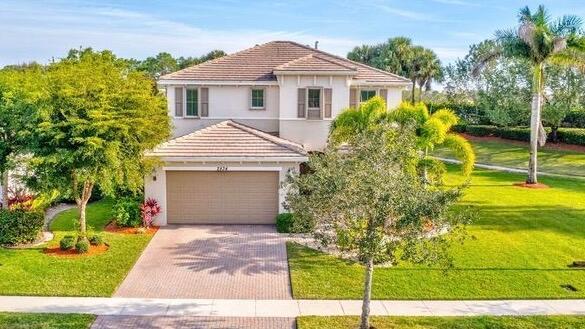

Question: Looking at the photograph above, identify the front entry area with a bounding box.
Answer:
[166,171,279,225]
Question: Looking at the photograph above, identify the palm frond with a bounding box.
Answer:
[518,21,537,50]
[518,6,532,24]
[551,15,583,35]
[430,109,458,129]
[417,157,447,185]
[471,47,502,77]
[386,102,428,126]
[552,37,568,54]
[549,47,585,72]
[442,134,475,177]
[420,117,448,147]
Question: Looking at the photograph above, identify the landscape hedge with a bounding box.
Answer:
[0,209,44,246]
[457,125,585,146]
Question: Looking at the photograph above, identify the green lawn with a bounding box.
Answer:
[433,138,585,177]
[0,199,153,296]
[297,316,585,329]
[288,167,585,299]
[0,313,95,329]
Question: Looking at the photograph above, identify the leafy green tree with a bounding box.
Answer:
[136,52,178,79]
[0,65,45,207]
[348,37,441,104]
[27,49,170,236]
[542,65,585,141]
[177,50,226,69]
[285,126,471,329]
[473,5,585,184]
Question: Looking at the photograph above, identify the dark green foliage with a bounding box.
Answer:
[427,102,489,125]
[557,128,585,145]
[464,125,498,137]
[0,209,43,246]
[564,110,585,128]
[59,235,75,250]
[113,197,141,227]
[276,213,312,233]
[89,234,103,246]
[459,125,585,145]
[75,238,89,254]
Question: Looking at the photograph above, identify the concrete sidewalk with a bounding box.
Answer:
[436,157,585,179]
[0,296,584,317]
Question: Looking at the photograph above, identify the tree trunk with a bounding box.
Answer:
[550,126,558,143]
[1,171,8,209]
[527,65,543,185]
[76,180,94,237]
[359,257,374,329]
[411,80,416,105]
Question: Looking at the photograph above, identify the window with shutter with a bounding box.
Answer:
[297,88,306,118]
[324,88,332,118]
[307,88,321,120]
[200,87,209,117]
[186,88,199,117]
[349,88,357,108]
[174,87,184,117]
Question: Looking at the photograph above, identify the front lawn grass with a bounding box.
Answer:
[288,167,585,299]
[297,316,585,329]
[433,138,585,177]
[0,199,153,296]
[0,313,95,329]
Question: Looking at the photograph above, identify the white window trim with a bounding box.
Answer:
[250,87,266,110]
[184,87,201,118]
[306,87,322,120]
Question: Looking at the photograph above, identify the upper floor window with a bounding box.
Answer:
[307,88,321,120]
[186,88,199,117]
[251,88,265,110]
[360,90,376,102]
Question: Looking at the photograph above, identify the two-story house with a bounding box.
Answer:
[145,41,410,226]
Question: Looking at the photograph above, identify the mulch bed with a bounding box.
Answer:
[104,221,159,235]
[461,133,585,153]
[44,243,109,257]
[513,182,550,189]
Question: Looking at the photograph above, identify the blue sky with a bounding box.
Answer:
[1,0,584,66]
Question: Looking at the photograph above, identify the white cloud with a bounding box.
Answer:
[0,2,361,65]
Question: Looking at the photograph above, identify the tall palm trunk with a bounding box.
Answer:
[527,64,543,184]
[359,257,374,329]
[411,79,416,104]
[1,171,8,209]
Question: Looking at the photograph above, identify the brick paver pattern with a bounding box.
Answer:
[114,225,292,299]
[91,316,296,329]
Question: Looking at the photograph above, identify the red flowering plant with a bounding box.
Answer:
[140,198,161,228]
[8,191,35,211]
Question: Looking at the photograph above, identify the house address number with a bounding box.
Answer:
[217,165,228,172]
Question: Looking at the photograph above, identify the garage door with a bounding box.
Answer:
[166,171,279,224]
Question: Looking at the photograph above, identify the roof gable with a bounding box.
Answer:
[160,41,409,84]
[147,120,307,160]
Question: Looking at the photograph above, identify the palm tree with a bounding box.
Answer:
[408,47,442,104]
[473,5,585,184]
[329,96,388,145]
[331,98,475,183]
[387,102,475,182]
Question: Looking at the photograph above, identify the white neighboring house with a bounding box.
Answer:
[146,41,410,225]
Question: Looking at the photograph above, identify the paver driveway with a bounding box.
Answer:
[114,225,292,299]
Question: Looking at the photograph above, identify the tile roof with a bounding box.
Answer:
[160,41,410,84]
[274,54,357,72]
[147,120,307,160]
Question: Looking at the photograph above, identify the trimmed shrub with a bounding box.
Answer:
[89,234,103,246]
[60,235,75,250]
[75,238,90,254]
[564,110,585,128]
[497,127,531,142]
[276,213,312,233]
[557,128,585,146]
[113,197,142,227]
[464,125,498,137]
[0,209,44,246]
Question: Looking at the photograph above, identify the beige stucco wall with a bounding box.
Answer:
[145,161,300,226]
[166,85,280,137]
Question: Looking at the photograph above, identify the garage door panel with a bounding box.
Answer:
[166,171,279,224]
